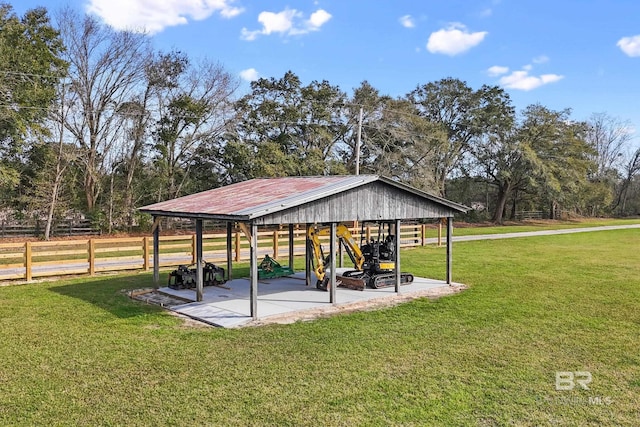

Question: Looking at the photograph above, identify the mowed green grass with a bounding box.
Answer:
[0,229,638,426]
[449,217,640,236]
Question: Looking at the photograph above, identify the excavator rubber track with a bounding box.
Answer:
[369,273,414,289]
[341,270,414,289]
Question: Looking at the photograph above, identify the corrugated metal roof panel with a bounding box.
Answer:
[139,175,380,220]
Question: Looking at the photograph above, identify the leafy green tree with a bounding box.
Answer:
[465,87,519,222]
[224,71,348,180]
[339,81,387,173]
[407,78,504,196]
[0,4,66,202]
[518,105,596,219]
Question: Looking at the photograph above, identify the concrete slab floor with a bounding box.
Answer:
[155,270,466,328]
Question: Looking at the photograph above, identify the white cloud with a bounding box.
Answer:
[426,23,487,56]
[498,69,564,91]
[308,9,331,29]
[479,8,492,17]
[260,9,298,34]
[532,55,549,64]
[399,15,415,28]
[617,35,640,57]
[241,8,331,40]
[86,0,244,35]
[239,68,259,81]
[487,65,509,76]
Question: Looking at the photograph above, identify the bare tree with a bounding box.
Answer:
[151,54,239,201]
[42,80,77,239]
[56,9,150,212]
[614,147,640,214]
[362,98,445,192]
[586,112,632,176]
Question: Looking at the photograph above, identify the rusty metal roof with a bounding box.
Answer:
[139,175,468,222]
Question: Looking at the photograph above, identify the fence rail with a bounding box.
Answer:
[0,219,100,238]
[0,223,446,282]
[514,211,544,220]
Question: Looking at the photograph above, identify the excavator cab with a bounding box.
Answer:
[360,222,397,274]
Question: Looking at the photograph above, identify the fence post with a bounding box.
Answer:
[25,241,32,281]
[273,230,279,258]
[234,231,240,262]
[366,226,371,242]
[421,224,426,246]
[437,220,442,247]
[88,239,95,276]
[143,237,150,271]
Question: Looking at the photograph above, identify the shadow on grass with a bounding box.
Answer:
[49,272,166,319]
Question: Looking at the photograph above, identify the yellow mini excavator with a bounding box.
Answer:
[307,223,414,291]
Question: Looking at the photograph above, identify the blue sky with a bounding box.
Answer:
[13,0,640,147]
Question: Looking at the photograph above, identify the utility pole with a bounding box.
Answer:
[355,107,363,175]
[353,107,363,232]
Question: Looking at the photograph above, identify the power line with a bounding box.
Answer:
[0,70,65,78]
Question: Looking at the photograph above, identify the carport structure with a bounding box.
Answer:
[139,175,468,320]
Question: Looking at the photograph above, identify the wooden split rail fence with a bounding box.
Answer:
[0,223,446,282]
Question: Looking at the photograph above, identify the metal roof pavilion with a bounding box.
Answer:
[138,175,468,320]
[140,175,468,224]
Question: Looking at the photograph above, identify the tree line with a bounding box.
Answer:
[2,5,639,239]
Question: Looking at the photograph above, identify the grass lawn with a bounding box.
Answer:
[449,217,640,236]
[0,229,638,426]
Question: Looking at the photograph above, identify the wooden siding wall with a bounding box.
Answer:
[254,182,456,225]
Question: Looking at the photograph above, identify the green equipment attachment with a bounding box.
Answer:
[257,255,295,279]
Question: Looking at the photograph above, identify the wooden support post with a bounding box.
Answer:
[191,234,197,265]
[273,230,279,258]
[250,223,258,319]
[88,239,95,276]
[195,219,203,302]
[366,226,371,243]
[24,241,32,281]
[446,217,453,285]
[153,217,160,287]
[234,231,240,262]
[329,222,337,304]
[143,237,150,271]
[288,223,295,270]
[421,224,426,246]
[395,219,401,293]
[305,223,311,287]
[437,219,443,247]
[226,222,233,281]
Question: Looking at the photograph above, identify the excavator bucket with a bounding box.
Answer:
[336,275,366,290]
[315,274,366,291]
